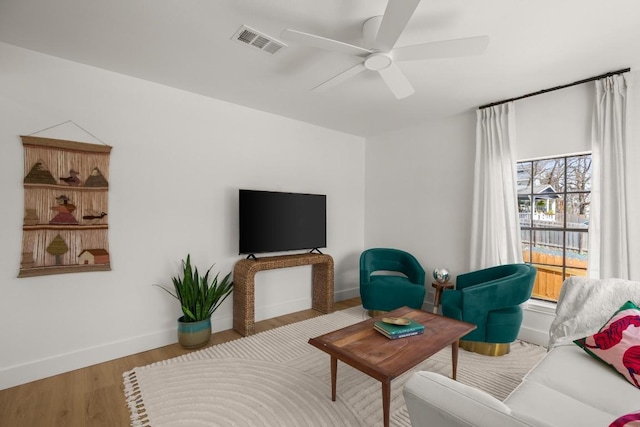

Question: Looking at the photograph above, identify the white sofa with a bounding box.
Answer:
[403,277,640,427]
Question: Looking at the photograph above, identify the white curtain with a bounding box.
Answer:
[589,74,631,279]
[470,102,523,270]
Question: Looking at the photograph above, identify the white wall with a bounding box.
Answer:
[0,42,365,389]
[516,80,593,159]
[365,113,476,279]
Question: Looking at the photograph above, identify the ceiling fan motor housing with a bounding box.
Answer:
[362,15,384,49]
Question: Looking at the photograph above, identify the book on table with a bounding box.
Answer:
[373,319,425,340]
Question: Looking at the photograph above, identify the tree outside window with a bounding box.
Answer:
[518,154,591,302]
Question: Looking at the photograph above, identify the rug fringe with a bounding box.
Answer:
[123,369,151,427]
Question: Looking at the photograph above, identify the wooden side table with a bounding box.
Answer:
[432,282,454,314]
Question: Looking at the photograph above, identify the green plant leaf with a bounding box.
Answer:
[154,254,234,323]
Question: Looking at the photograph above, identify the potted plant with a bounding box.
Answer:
[155,254,233,349]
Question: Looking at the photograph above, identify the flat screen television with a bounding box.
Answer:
[239,189,326,255]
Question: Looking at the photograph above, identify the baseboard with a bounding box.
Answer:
[1,330,171,390]
[520,303,554,348]
[255,286,360,320]
[255,298,314,321]
[518,325,549,348]
[1,288,363,390]
[334,286,360,302]
[0,313,233,391]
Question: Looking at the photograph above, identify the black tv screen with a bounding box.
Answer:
[239,189,327,255]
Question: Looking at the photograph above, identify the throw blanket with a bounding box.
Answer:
[548,277,640,348]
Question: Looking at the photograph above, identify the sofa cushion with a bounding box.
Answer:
[505,345,638,422]
[403,371,539,427]
[506,380,617,427]
[574,300,640,389]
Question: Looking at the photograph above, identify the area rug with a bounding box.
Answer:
[123,307,546,427]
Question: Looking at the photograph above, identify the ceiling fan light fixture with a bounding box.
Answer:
[364,53,393,71]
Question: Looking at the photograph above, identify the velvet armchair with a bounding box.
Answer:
[441,263,537,356]
[359,248,426,314]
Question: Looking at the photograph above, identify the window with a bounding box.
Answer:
[518,154,591,302]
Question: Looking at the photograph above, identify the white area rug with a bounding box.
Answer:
[123,307,545,427]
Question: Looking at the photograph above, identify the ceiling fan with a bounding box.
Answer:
[280,0,489,99]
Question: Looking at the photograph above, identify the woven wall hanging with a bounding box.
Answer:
[19,135,112,277]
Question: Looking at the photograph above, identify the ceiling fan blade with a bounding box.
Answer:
[311,62,367,93]
[375,0,422,51]
[393,35,489,61]
[378,62,415,99]
[281,29,371,57]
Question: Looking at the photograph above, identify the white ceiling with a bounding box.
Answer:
[1,0,639,137]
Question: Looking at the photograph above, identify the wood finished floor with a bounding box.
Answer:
[0,297,362,427]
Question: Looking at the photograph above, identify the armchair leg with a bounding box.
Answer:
[459,340,510,357]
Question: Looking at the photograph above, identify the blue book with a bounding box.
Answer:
[374,319,425,339]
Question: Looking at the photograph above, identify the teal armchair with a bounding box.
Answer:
[360,248,426,313]
[441,263,536,356]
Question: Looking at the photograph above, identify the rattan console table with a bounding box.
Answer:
[233,253,335,336]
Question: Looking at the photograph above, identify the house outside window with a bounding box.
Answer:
[518,154,591,302]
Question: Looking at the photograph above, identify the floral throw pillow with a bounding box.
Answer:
[609,410,640,427]
[574,300,640,389]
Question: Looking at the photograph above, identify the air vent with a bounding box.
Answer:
[232,25,286,55]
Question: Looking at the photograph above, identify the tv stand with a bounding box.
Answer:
[309,248,323,254]
[233,252,334,336]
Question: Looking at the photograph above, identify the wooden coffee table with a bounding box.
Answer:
[308,306,476,427]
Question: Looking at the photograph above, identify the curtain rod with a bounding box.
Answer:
[478,67,631,110]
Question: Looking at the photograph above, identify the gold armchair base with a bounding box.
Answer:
[367,310,387,317]
[460,340,510,357]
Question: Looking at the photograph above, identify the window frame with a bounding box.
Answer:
[518,152,591,302]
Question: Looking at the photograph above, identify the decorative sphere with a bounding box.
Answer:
[433,268,451,284]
